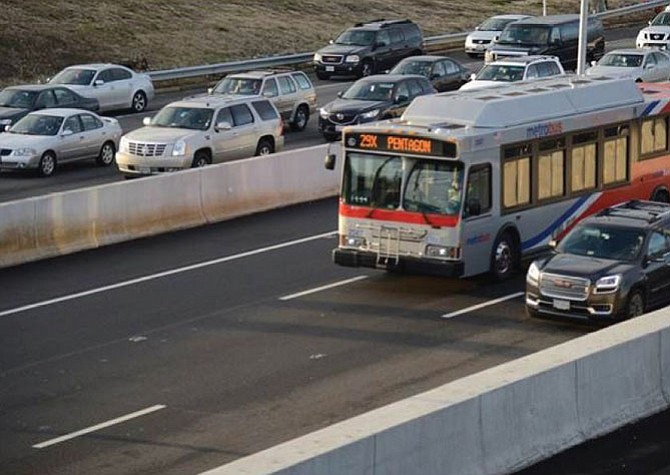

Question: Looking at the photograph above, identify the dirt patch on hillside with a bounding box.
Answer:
[0,0,644,85]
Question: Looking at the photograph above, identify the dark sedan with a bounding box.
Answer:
[388,55,471,92]
[0,85,99,127]
[318,74,435,141]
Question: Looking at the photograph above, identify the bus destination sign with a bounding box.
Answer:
[345,132,456,157]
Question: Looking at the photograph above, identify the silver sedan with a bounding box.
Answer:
[586,48,670,82]
[0,109,122,177]
[49,63,155,113]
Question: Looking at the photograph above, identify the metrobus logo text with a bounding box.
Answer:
[526,121,563,139]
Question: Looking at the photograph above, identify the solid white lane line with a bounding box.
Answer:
[32,404,166,449]
[441,292,524,319]
[0,231,337,318]
[279,275,369,301]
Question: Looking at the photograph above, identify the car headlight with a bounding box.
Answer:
[319,108,330,119]
[594,274,621,294]
[119,136,129,153]
[526,261,541,286]
[425,245,460,259]
[314,53,322,62]
[14,147,37,157]
[0,119,12,126]
[345,55,360,63]
[172,139,187,156]
[359,109,380,120]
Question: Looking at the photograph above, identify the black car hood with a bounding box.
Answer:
[539,253,636,280]
[0,106,27,119]
[318,44,369,56]
[489,43,543,52]
[324,98,391,114]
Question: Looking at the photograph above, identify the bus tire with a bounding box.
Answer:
[651,187,670,203]
[491,231,517,281]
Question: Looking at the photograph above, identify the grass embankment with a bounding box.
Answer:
[0,0,637,85]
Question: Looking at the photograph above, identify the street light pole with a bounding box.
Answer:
[543,0,547,16]
[577,0,589,75]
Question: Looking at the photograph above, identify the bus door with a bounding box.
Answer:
[460,163,495,277]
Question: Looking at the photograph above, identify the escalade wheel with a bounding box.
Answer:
[191,151,210,168]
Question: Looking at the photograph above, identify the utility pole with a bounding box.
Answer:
[577,0,589,75]
[543,0,547,16]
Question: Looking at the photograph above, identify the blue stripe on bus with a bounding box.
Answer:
[641,100,659,117]
[521,195,591,251]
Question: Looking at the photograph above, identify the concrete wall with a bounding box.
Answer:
[0,144,341,269]
[200,308,670,475]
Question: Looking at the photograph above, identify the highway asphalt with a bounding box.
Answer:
[0,198,595,474]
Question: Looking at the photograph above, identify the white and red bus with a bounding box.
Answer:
[326,75,670,279]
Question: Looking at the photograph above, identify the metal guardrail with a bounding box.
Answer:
[148,0,670,82]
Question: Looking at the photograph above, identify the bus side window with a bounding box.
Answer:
[465,164,492,217]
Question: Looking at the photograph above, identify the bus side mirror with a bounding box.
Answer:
[466,198,481,217]
[324,153,336,170]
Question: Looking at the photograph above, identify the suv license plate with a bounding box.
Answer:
[553,299,570,311]
[325,66,334,72]
[138,167,151,174]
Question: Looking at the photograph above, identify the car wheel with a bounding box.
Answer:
[360,60,374,78]
[624,291,645,319]
[491,231,517,281]
[131,91,148,113]
[316,71,331,80]
[191,151,210,168]
[96,141,116,166]
[255,138,274,156]
[291,105,309,131]
[38,151,57,177]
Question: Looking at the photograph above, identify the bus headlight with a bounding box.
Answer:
[425,245,460,259]
[594,274,621,294]
[526,262,541,286]
[341,234,366,248]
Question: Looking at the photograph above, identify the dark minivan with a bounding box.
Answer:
[485,14,605,71]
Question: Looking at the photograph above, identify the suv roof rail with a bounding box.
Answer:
[597,200,670,223]
[355,18,385,26]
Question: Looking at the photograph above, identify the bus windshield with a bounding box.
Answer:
[343,153,463,215]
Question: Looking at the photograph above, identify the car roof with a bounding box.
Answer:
[582,201,670,229]
[488,14,534,20]
[399,55,449,62]
[488,55,560,66]
[359,74,427,82]
[513,14,580,25]
[226,69,304,79]
[5,84,71,91]
[351,19,415,30]
[604,48,649,56]
[169,95,268,108]
[27,108,96,117]
[62,63,130,71]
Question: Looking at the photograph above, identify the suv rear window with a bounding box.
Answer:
[251,100,279,121]
[291,72,313,90]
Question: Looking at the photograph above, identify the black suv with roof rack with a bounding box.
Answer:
[313,19,424,80]
[526,200,670,323]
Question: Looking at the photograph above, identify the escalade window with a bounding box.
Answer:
[230,104,254,126]
[251,100,279,120]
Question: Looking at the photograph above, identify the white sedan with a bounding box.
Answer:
[585,48,670,82]
[49,63,155,113]
[0,109,122,176]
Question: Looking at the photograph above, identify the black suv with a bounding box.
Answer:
[485,14,605,71]
[318,74,435,141]
[526,201,670,323]
[313,19,424,80]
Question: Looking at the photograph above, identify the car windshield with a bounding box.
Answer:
[342,81,395,101]
[478,17,517,31]
[212,77,262,95]
[151,106,213,130]
[0,89,38,108]
[50,68,96,86]
[557,224,646,261]
[8,114,63,136]
[475,64,525,81]
[335,29,376,46]
[598,53,643,68]
[650,12,670,26]
[390,60,433,77]
[498,24,550,45]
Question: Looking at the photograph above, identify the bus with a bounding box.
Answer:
[325,75,670,279]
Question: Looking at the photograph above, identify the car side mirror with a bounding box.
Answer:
[466,198,481,217]
[645,63,655,70]
[337,91,343,98]
[207,87,213,95]
[470,72,477,81]
[215,121,232,132]
[395,94,409,104]
[61,129,74,137]
[550,38,561,46]
[324,153,337,170]
[649,20,652,25]
[329,39,334,44]
[4,125,11,132]
[142,116,152,126]
[548,239,557,249]
[94,79,105,86]
[430,73,439,80]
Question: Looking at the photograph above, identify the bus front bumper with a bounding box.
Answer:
[333,248,464,278]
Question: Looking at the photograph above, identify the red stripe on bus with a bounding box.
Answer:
[339,203,460,227]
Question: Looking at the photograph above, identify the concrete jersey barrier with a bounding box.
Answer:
[200,307,670,475]
[0,144,341,269]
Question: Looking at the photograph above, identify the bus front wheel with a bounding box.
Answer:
[491,232,517,281]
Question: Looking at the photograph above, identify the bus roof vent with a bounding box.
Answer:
[503,91,527,96]
[431,122,465,130]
